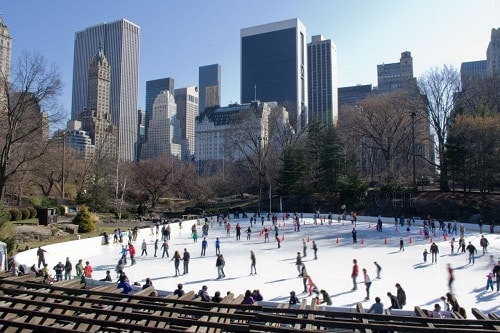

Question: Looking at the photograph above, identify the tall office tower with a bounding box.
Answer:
[198,64,221,114]
[174,86,198,161]
[71,19,140,162]
[136,108,146,160]
[307,35,338,126]
[141,90,181,160]
[486,28,500,75]
[78,45,117,158]
[145,77,175,139]
[460,60,487,90]
[241,18,308,131]
[0,15,12,82]
[377,51,415,92]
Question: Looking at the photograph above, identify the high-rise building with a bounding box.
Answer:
[377,51,415,92]
[137,108,146,159]
[241,18,308,131]
[141,90,181,160]
[145,77,175,139]
[460,60,487,89]
[0,15,12,82]
[486,28,500,75]
[198,64,221,114]
[71,19,140,162]
[78,44,117,158]
[307,35,338,126]
[174,86,198,161]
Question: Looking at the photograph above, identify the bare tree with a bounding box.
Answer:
[418,65,461,190]
[0,51,64,200]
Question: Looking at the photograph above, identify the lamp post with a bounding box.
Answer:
[411,112,416,187]
[258,136,262,215]
[61,131,66,201]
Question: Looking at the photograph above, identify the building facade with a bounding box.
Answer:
[145,77,175,140]
[377,51,415,92]
[174,86,198,161]
[71,19,140,162]
[198,64,221,114]
[241,18,308,132]
[0,15,12,82]
[141,90,181,160]
[486,28,500,75]
[78,45,117,159]
[307,35,338,126]
[460,60,487,89]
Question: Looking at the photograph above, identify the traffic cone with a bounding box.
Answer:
[336,237,339,244]
[282,234,285,241]
[368,224,371,229]
[361,238,364,245]
[307,236,310,242]
[384,238,387,244]
[409,237,412,244]
[443,234,447,241]
[430,237,433,243]
[303,220,306,225]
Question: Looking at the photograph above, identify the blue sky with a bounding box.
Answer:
[2,0,498,121]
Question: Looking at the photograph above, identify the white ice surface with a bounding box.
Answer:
[14,215,500,317]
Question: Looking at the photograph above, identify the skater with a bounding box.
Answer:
[373,261,382,279]
[300,263,308,293]
[430,242,439,264]
[75,259,84,279]
[486,272,494,291]
[153,239,159,257]
[53,261,64,282]
[246,226,251,240]
[171,250,181,276]
[128,243,136,265]
[182,248,190,274]
[466,241,477,264]
[215,254,225,279]
[37,247,48,269]
[450,237,455,254]
[479,235,489,254]
[312,241,318,260]
[83,261,93,278]
[302,239,307,257]
[215,238,221,255]
[363,268,372,300]
[275,235,281,248]
[351,259,359,290]
[447,264,454,292]
[423,248,428,263]
[399,238,404,251]
[493,260,500,292]
[395,283,406,309]
[161,240,169,258]
[235,223,241,240]
[295,252,303,276]
[64,257,72,280]
[250,250,257,275]
[141,239,148,256]
[201,237,208,256]
[352,228,357,243]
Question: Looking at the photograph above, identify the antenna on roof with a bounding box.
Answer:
[254,84,257,102]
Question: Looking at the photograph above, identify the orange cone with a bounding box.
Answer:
[443,234,447,241]
[384,238,387,244]
[281,234,285,241]
[361,238,364,245]
[409,237,412,244]
[336,237,339,244]
[307,236,310,242]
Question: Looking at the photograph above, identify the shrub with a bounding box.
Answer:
[20,208,30,220]
[58,205,66,216]
[72,206,96,233]
[29,197,56,208]
[9,209,22,221]
[28,207,37,218]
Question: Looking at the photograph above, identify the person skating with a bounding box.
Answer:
[64,257,72,281]
[141,239,148,256]
[374,261,382,279]
[447,264,454,292]
[182,248,190,274]
[486,272,494,291]
[479,235,489,254]
[493,260,500,292]
[154,239,159,257]
[37,247,48,269]
[216,254,225,279]
[53,261,64,282]
[161,240,169,258]
[399,238,404,251]
[430,242,439,264]
[215,237,221,255]
[423,249,428,263]
[363,268,372,300]
[351,228,357,243]
[171,250,181,276]
[351,259,359,291]
[302,239,307,257]
[75,259,84,279]
[128,243,136,265]
[201,238,208,256]
[83,261,93,278]
[312,241,318,260]
[465,241,477,265]
[295,252,303,276]
[395,283,406,309]
[301,263,308,293]
[250,250,257,275]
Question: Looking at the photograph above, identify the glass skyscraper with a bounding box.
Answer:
[241,18,308,132]
[198,64,221,115]
[307,35,338,126]
[145,77,175,140]
[71,19,140,162]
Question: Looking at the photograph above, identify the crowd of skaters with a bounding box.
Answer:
[9,211,500,312]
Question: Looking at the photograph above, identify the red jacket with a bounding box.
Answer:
[352,264,359,277]
[129,245,136,256]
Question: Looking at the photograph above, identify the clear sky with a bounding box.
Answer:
[2,0,499,122]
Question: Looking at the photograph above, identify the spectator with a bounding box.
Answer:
[289,291,299,305]
[241,289,255,304]
[368,296,384,314]
[387,292,400,310]
[173,283,185,297]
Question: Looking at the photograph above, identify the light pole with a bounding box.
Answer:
[258,136,262,215]
[61,131,66,201]
[411,112,416,187]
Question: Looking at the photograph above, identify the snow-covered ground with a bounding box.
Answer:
[14,214,500,317]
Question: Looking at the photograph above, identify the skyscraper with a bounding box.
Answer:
[307,35,338,126]
[241,18,308,131]
[145,77,175,139]
[198,64,221,114]
[377,51,415,92]
[174,86,198,161]
[486,28,500,75]
[460,60,487,89]
[71,19,140,162]
[0,15,12,82]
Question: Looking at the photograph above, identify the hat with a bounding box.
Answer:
[290,291,295,294]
